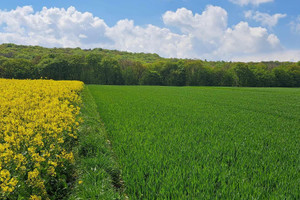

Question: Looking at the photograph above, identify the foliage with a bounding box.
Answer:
[140,70,162,85]
[0,79,83,199]
[0,44,300,87]
[89,85,300,199]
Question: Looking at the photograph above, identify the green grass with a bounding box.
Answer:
[68,86,124,200]
[88,85,300,199]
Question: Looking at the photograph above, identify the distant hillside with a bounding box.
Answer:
[0,43,299,87]
[0,43,165,63]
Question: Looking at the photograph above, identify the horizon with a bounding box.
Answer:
[0,0,300,62]
[2,43,300,63]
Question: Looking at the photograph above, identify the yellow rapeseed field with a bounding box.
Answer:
[0,79,83,199]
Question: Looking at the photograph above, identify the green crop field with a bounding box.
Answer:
[88,85,300,199]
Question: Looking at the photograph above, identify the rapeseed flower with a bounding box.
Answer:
[0,79,83,199]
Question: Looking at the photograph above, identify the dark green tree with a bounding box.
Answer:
[2,59,33,79]
[159,61,186,86]
[140,70,162,85]
[184,61,213,86]
[233,63,256,87]
[273,67,295,87]
[119,60,146,85]
[39,57,70,80]
[100,58,124,85]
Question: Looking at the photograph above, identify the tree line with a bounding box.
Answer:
[0,44,300,87]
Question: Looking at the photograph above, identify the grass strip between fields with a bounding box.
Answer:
[69,86,124,200]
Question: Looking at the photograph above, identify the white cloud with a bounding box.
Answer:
[163,6,227,53]
[162,6,282,60]
[105,19,193,58]
[0,5,298,61]
[0,6,109,47]
[0,6,193,58]
[231,50,300,62]
[215,22,281,60]
[230,0,273,6]
[290,16,300,34]
[163,6,228,36]
[245,11,286,28]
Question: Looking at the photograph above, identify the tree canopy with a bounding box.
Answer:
[0,43,299,87]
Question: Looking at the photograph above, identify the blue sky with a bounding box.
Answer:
[0,0,299,61]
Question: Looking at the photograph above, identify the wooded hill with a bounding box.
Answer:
[0,43,299,87]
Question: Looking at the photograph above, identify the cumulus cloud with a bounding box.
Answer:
[163,6,227,55]
[0,6,110,47]
[245,11,286,28]
[0,5,297,61]
[0,6,192,58]
[215,22,281,59]
[229,0,273,6]
[105,19,193,58]
[162,6,281,60]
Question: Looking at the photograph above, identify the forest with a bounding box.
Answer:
[0,43,300,87]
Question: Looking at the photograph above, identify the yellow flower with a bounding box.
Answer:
[47,166,56,177]
[30,195,42,200]
[28,168,39,180]
[0,79,83,198]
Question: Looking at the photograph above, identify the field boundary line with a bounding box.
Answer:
[69,86,128,200]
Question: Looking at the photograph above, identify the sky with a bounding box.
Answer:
[0,0,299,62]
